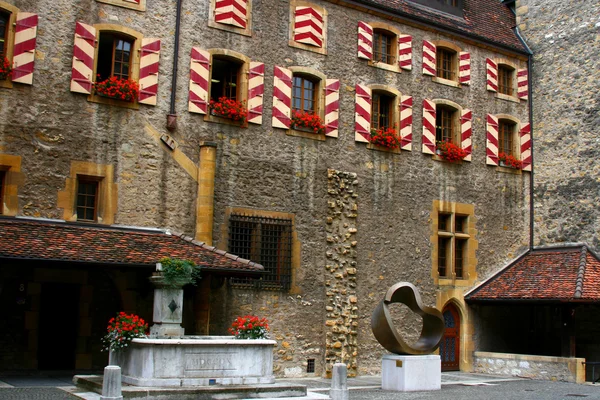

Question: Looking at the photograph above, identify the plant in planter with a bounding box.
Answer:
[102,312,148,352]
[0,56,12,80]
[159,257,201,288]
[498,152,523,169]
[436,140,468,162]
[291,110,325,134]
[209,96,247,124]
[229,315,270,339]
[94,75,139,102]
[369,127,401,149]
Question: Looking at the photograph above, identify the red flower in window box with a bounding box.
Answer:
[498,152,523,169]
[94,76,139,102]
[228,315,270,339]
[209,97,247,124]
[291,110,325,134]
[0,56,12,81]
[369,127,401,149]
[436,140,468,162]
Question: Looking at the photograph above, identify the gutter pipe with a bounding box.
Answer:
[167,0,183,130]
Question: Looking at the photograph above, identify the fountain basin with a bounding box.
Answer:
[109,336,277,387]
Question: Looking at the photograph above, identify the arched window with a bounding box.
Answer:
[210,56,243,102]
[436,47,456,81]
[373,29,395,65]
[97,32,135,81]
[423,40,469,86]
[498,119,517,157]
[436,104,458,144]
[371,91,394,130]
[292,74,318,114]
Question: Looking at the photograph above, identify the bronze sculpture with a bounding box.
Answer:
[371,282,444,355]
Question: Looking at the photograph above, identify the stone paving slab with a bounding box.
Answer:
[0,388,79,399]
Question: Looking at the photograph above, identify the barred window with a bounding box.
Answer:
[436,48,456,81]
[371,92,394,131]
[499,120,516,156]
[228,214,293,291]
[436,105,456,144]
[373,30,394,65]
[76,179,99,222]
[498,65,514,96]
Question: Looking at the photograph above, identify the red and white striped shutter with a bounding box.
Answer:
[324,79,340,138]
[12,13,38,85]
[461,109,472,162]
[398,35,412,71]
[272,66,292,129]
[70,22,96,94]
[138,38,161,106]
[188,47,210,114]
[214,0,248,29]
[486,58,498,92]
[486,114,499,165]
[293,6,324,48]
[400,95,413,151]
[357,21,373,60]
[355,84,371,143]
[520,122,532,171]
[247,61,265,125]
[518,68,529,100]
[421,99,436,154]
[422,40,436,76]
[459,52,470,85]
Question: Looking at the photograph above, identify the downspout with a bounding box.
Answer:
[514,27,534,251]
[166,0,183,131]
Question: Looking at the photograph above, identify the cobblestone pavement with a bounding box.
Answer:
[0,388,79,400]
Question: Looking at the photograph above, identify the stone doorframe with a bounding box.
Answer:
[436,290,475,372]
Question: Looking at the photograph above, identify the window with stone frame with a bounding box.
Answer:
[228,214,293,291]
[498,64,515,96]
[436,105,458,144]
[76,178,100,222]
[436,47,457,81]
[95,0,146,12]
[498,119,517,157]
[0,169,5,215]
[373,29,395,65]
[371,91,394,131]
[437,212,470,279]
[210,57,242,102]
[97,32,134,82]
[292,74,318,114]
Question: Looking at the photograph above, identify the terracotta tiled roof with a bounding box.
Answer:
[352,0,527,53]
[0,217,264,274]
[466,245,600,303]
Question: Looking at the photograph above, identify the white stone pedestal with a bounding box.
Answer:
[381,355,441,392]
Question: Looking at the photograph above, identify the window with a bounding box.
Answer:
[0,170,5,214]
[210,57,241,102]
[498,65,514,96]
[436,48,456,81]
[97,33,133,81]
[292,75,317,114]
[228,214,293,290]
[371,92,394,130]
[307,359,315,373]
[373,30,394,65]
[499,120,516,156]
[289,2,327,55]
[95,0,146,12]
[406,0,463,17]
[436,212,470,279]
[208,0,252,37]
[0,10,8,58]
[76,179,99,222]
[436,105,457,143]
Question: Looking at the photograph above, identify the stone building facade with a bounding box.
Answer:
[0,0,532,376]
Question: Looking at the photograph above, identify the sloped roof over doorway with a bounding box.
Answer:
[465,244,600,303]
[0,217,264,274]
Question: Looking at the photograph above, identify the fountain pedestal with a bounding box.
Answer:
[148,275,185,337]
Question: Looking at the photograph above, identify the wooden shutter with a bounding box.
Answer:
[422,40,436,76]
[188,47,210,114]
[422,99,436,154]
[355,84,371,143]
[486,58,498,92]
[12,13,38,85]
[293,6,324,48]
[520,122,532,171]
[357,21,372,60]
[486,114,499,165]
[325,79,340,138]
[461,109,472,162]
[398,34,412,71]
[459,52,470,85]
[138,38,161,106]
[70,22,96,94]
[400,95,413,151]
[214,0,248,29]
[247,61,265,125]
[272,66,292,129]
[518,68,529,100]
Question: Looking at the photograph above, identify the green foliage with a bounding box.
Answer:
[159,257,201,288]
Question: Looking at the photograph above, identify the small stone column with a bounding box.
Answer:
[196,141,217,243]
[149,264,185,337]
[330,363,349,400]
[100,366,123,400]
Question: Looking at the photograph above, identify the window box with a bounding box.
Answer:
[94,76,139,103]
[436,141,467,163]
[0,56,11,80]
[209,97,248,126]
[291,110,325,135]
[368,127,401,152]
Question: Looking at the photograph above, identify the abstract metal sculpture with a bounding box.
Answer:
[371,282,444,355]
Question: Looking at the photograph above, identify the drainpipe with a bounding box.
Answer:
[514,27,534,251]
[166,0,183,131]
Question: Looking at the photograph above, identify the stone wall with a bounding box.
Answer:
[516,0,600,249]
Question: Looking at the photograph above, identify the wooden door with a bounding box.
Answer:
[440,304,460,371]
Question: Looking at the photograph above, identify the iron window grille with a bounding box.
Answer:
[307,359,316,373]
[228,214,293,291]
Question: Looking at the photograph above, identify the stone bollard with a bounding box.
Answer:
[101,366,123,400]
[330,363,349,400]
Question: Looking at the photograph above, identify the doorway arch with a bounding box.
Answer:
[440,303,460,371]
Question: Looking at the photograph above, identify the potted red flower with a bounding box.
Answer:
[228,315,270,339]
[291,110,325,134]
[94,75,139,102]
[102,312,148,352]
[0,56,12,81]
[498,152,523,169]
[369,127,401,150]
[209,96,247,124]
[436,140,467,162]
